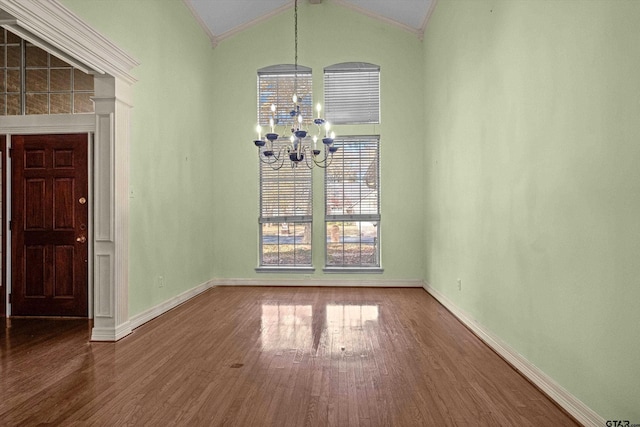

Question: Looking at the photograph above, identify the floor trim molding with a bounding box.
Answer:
[126,278,421,335]
[90,322,132,342]
[422,281,604,427]
[128,279,216,331]
[212,278,424,288]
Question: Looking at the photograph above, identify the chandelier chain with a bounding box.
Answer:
[294,0,298,94]
[252,0,338,170]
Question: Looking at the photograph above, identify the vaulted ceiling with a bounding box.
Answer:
[183,0,436,47]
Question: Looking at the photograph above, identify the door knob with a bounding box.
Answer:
[76,235,87,243]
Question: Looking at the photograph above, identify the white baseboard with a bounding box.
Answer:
[423,282,604,427]
[91,321,132,342]
[128,279,216,331]
[97,277,604,425]
[125,278,419,336]
[212,278,423,288]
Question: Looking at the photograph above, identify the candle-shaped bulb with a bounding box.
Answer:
[316,102,322,118]
[330,131,336,139]
[297,114,303,124]
[313,135,318,148]
[256,125,262,140]
[270,104,276,113]
[324,122,331,137]
[269,118,274,133]
[292,94,298,104]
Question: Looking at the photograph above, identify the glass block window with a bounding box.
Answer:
[0,29,22,115]
[325,136,380,268]
[0,28,94,115]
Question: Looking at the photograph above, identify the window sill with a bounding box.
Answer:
[255,266,316,274]
[322,267,384,274]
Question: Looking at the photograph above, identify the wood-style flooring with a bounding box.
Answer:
[0,287,579,426]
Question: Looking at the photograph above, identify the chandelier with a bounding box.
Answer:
[253,0,338,170]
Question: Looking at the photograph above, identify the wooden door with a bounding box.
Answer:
[1,136,5,317]
[11,134,88,317]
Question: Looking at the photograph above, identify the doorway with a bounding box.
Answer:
[10,133,89,317]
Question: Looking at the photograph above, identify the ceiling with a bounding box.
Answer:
[184,0,436,47]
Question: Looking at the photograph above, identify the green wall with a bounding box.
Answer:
[208,2,426,280]
[58,0,640,420]
[60,0,427,313]
[60,0,219,316]
[423,0,640,420]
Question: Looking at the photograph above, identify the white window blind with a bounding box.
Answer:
[259,162,313,267]
[260,164,312,222]
[325,136,380,268]
[324,62,380,125]
[325,136,379,220]
[257,65,314,268]
[258,64,312,128]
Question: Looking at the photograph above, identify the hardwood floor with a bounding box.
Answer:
[0,287,579,426]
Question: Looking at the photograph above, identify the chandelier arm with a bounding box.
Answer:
[312,158,327,168]
[266,151,287,170]
[325,153,335,168]
[251,0,335,170]
[258,145,289,170]
[302,146,316,169]
[312,151,336,168]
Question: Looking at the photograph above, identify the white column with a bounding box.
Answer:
[91,75,133,341]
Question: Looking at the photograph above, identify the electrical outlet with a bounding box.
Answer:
[457,278,462,291]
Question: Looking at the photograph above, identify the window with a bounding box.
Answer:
[0,28,94,115]
[324,62,380,125]
[257,65,314,269]
[325,136,380,269]
[259,164,313,267]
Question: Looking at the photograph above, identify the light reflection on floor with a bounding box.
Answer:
[260,304,379,353]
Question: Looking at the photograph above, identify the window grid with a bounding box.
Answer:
[258,65,314,268]
[0,29,22,115]
[0,28,94,116]
[325,136,380,268]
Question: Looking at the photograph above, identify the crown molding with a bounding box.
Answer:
[183,0,293,48]
[182,0,437,46]
[332,0,425,40]
[0,0,138,83]
[182,0,219,48]
[419,0,438,41]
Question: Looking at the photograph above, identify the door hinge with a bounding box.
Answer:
[8,293,11,303]
[8,220,12,231]
[8,148,12,158]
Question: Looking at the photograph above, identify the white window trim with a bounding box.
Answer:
[324,135,382,271]
[257,64,314,270]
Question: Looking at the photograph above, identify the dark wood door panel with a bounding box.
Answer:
[54,177,75,229]
[12,134,88,317]
[25,245,46,297]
